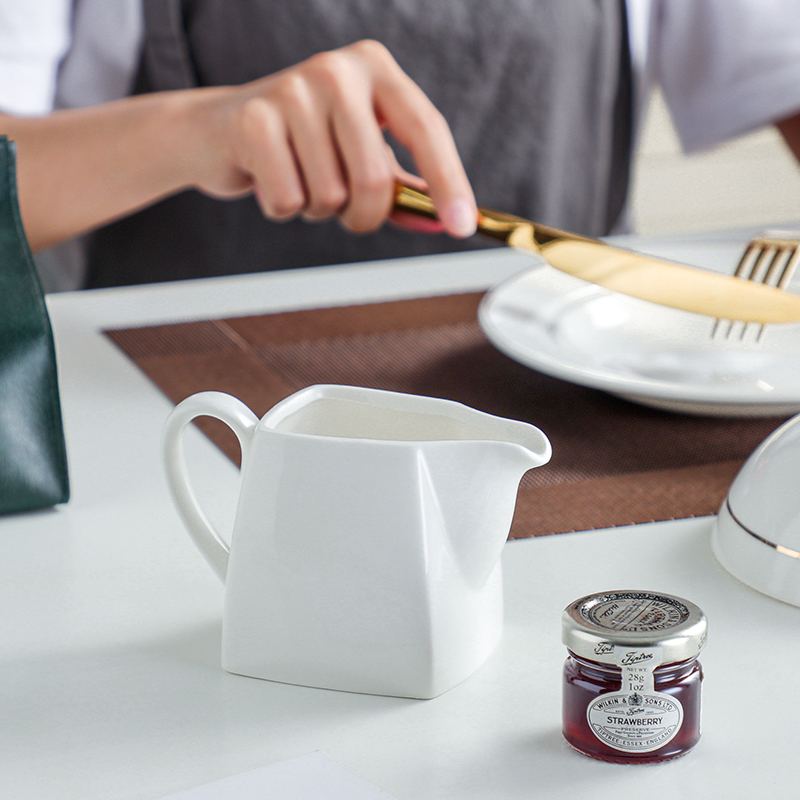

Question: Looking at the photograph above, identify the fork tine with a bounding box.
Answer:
[733,241,761,279]
[715,243,760,340]
[731,319,748,341]
[775,244,800,289]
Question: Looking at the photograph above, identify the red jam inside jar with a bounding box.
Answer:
[561,591,707,764]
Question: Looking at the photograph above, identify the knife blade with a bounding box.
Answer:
[538,238,800,324]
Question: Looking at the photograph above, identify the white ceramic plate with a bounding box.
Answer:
[478,258,800,416]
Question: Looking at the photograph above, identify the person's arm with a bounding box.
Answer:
[777,111,800,163]
[2,39,477,252]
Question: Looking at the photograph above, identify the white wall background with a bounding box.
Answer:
[630,90,800,235]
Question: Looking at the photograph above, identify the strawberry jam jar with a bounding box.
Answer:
[562,591,707,763]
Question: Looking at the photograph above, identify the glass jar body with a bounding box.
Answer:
[563,651,703,763]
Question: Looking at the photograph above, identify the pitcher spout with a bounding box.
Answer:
[420,417,551,590]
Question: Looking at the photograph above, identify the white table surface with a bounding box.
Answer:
[1,234,796,799]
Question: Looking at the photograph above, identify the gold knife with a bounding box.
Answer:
[394,183,800,324]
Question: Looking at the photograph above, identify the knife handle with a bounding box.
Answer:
[393,182,592,247]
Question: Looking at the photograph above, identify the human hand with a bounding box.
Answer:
[190,39,477,238]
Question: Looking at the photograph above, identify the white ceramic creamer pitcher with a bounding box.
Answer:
[162,385,551,698]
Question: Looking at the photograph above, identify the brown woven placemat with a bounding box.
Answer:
[106,292,787,538]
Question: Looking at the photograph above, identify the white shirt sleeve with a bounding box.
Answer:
[54,0,143,108]
[639,0,800,152]
[0,0,72,114]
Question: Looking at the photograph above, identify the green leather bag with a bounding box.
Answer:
[0,136,69,514]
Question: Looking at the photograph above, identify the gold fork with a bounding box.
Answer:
[394,183,800,324]
[712,231,800,341]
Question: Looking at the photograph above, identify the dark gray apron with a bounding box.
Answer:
[86,0,632,287]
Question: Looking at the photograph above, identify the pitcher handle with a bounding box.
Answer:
[162,391,259,583]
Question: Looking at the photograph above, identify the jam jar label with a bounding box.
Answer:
[586,646,684,753]
[587,691,684,753]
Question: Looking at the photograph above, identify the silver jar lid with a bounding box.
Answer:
[562,590,707,666]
